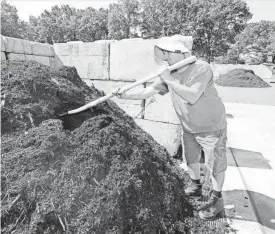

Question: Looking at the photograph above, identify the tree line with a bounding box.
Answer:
[1,0,275,63]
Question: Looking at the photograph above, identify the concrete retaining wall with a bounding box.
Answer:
[110,38,166,81]
[0,35,60,68]
[54,41,112,79]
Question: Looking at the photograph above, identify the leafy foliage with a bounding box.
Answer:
[186,0,252,62]
[20,5,108,44]
[0,0,27,39]
[230,21,275,62]
[108,0,140,39]
[140,0,191,38]
[25,5,83,44]
[140,0,252,62]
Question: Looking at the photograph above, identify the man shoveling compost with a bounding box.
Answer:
[113,35,228,221]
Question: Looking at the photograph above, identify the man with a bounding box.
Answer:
[113,35,227,221]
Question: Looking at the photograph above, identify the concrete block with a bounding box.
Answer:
[3,36,32,54]
[54,41,110,56]
[8,53,26,61]
[1,52,6,60]
[135,119,181,156]
[54,55,64,68]
[1,35,6,51]
[25,54,34,61]
[83,79,143,118]
[56,55,109,79]
[31,41,55,56]
[143,86,180,124]
[32,55,51,66]
[49,57,56,67]
[110,38,166,81]
[54,43,71,56]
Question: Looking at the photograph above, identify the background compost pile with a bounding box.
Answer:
[1,60,195,234]
[215,68,271,88]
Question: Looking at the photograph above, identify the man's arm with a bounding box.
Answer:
[164,80,203,105]
[160,64,212,105]
[118,86,159,100]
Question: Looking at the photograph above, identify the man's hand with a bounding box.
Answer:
[159,68,174,82]
[112,88,126,99]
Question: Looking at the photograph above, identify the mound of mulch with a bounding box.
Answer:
[2,60,195,234]
[215,69,271,88]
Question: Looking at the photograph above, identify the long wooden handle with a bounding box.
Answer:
[66,56,196,115]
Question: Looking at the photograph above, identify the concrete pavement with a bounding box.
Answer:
[224,103,275,234]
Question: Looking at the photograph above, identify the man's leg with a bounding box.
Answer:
[211,171,225,193]
[196,128,227,220]
[187,162,200,180]
[182,131,203,197]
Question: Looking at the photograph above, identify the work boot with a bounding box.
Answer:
[198,193,224,221]
[184,182,202,198]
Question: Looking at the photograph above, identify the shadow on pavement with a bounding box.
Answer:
[227,147,271,169]
[223,189,275,230]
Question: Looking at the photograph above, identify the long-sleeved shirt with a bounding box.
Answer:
[150,60,227,133]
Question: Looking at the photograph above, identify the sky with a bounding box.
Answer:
[5,0,275,23]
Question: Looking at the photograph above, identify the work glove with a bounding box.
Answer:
[112,88,126,99]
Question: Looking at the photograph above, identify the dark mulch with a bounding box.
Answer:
[215,69,271,88]
[1,60,232,233]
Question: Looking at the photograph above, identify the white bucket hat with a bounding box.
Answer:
[154,35,193,61]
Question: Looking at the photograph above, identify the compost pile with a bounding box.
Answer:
[1,60,194,234]
[215,68,271,88]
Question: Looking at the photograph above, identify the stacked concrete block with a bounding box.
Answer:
[8,53,27,61]
[135,119,182,156]
[54,41,111,79]
[30,41,55,57]
[1,35,57,67]
[110,38,166,81]
[32,55,51,67]
[3,36,32,54]
[1,36,6,60]
[1,52,6,60]
[1,35,6,51]
[143,83,180,124]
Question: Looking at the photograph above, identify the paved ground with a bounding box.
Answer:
[224,103,275,234]
[216,83,275,106]
[181,103,275,234]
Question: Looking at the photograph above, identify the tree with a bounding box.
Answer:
[108,0,140,40]
[23,5,81,44]
[1,0,27,39]
[231,21,275,62]
[140,0,252,62]
[140,0,191,38]
[78,7,109,42]
[183,0,252,62]
[25,5,109,44]
[267,32,275,55]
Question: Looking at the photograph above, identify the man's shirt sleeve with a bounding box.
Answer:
[186,63,213,92]
[150,77,169,95]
